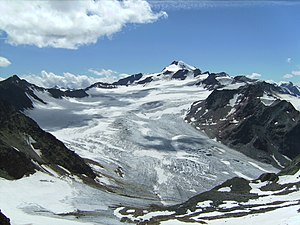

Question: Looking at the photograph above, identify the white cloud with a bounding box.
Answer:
[88,68,130,83]
[292,70,300,76]
[246,72,261,79]
[21,70,132,89]
[0,56,11,67]
[286,58,292,63]
[0,0,167,49]
[283,70,300,79]
[22,71,102,89]
[88,68,117,77]
[284,74,294,79]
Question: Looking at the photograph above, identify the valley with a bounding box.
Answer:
[2,61,297,224]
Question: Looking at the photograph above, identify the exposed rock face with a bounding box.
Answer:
[137,76,153,85]
[86,82,117,89]
[233,75,255,83]
[0,75,89,112]
[200,73,222,89]
[171,69,190,80]
[280,154,300,176]
[196,72,234,90]
[0,99,96,181]
[0,211,10,225]
[113,73,143,86]
[0,75,46,110]
[280,82,300,97]
[47,88,88,98]
[186,82,300,167]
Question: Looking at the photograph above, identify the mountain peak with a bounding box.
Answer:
[5,74,21,83]
[280,81,300,97]
[170,60,181,65]
[163,60,196,73]
[171,60,196,70]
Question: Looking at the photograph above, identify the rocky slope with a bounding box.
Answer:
[0,100,96,181]
[0,210,10,225]
[114,154,300,224]
[280,82,300,97]
[0,77,96,182]
[0,75,88,111]
[186,81,300,168]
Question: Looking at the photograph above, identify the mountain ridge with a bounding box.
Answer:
[186,81,300,167]
[1,62,300,168]
[0,61,300,224]
[2,61,300,95]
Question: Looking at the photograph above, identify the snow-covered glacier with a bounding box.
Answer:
[0,77,277,224]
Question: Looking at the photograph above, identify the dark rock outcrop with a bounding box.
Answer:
[86,82,117,89]
[186,82,300,167]
[0,211,10,225]
[233,75,255,83]
[197,72,231,90]
[171,69,189,80]
[280,82,300,97]
[48,88,88,98]
[0,76,89,111]
[193,68,202,77]
[113,73,143,86]
[0,99,96,181]
[0,75,46,110]
[137,76,153,85]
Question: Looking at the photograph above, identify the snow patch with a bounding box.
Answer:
[248,161,274,173]
[234,171,253,180]
[271,155,285,168]
[218,201,239,209]
[278,169,300,185]
[196,200,213,208]
[228,94,241,107]
[260,93,277,106]
[218,186,231,192]
[221,160,230,166]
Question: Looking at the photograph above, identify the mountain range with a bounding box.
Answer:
[0,61,299,225]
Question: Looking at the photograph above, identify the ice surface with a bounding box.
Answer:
[19,80,279,223]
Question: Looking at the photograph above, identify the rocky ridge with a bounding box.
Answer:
[186,81,300,168]
[0,210,10,225]
[0,77,97,183]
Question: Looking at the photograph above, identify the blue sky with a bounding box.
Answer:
[0,0,300,87]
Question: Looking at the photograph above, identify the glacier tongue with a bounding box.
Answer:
[19,80,279,223]
[26,81,278,203]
